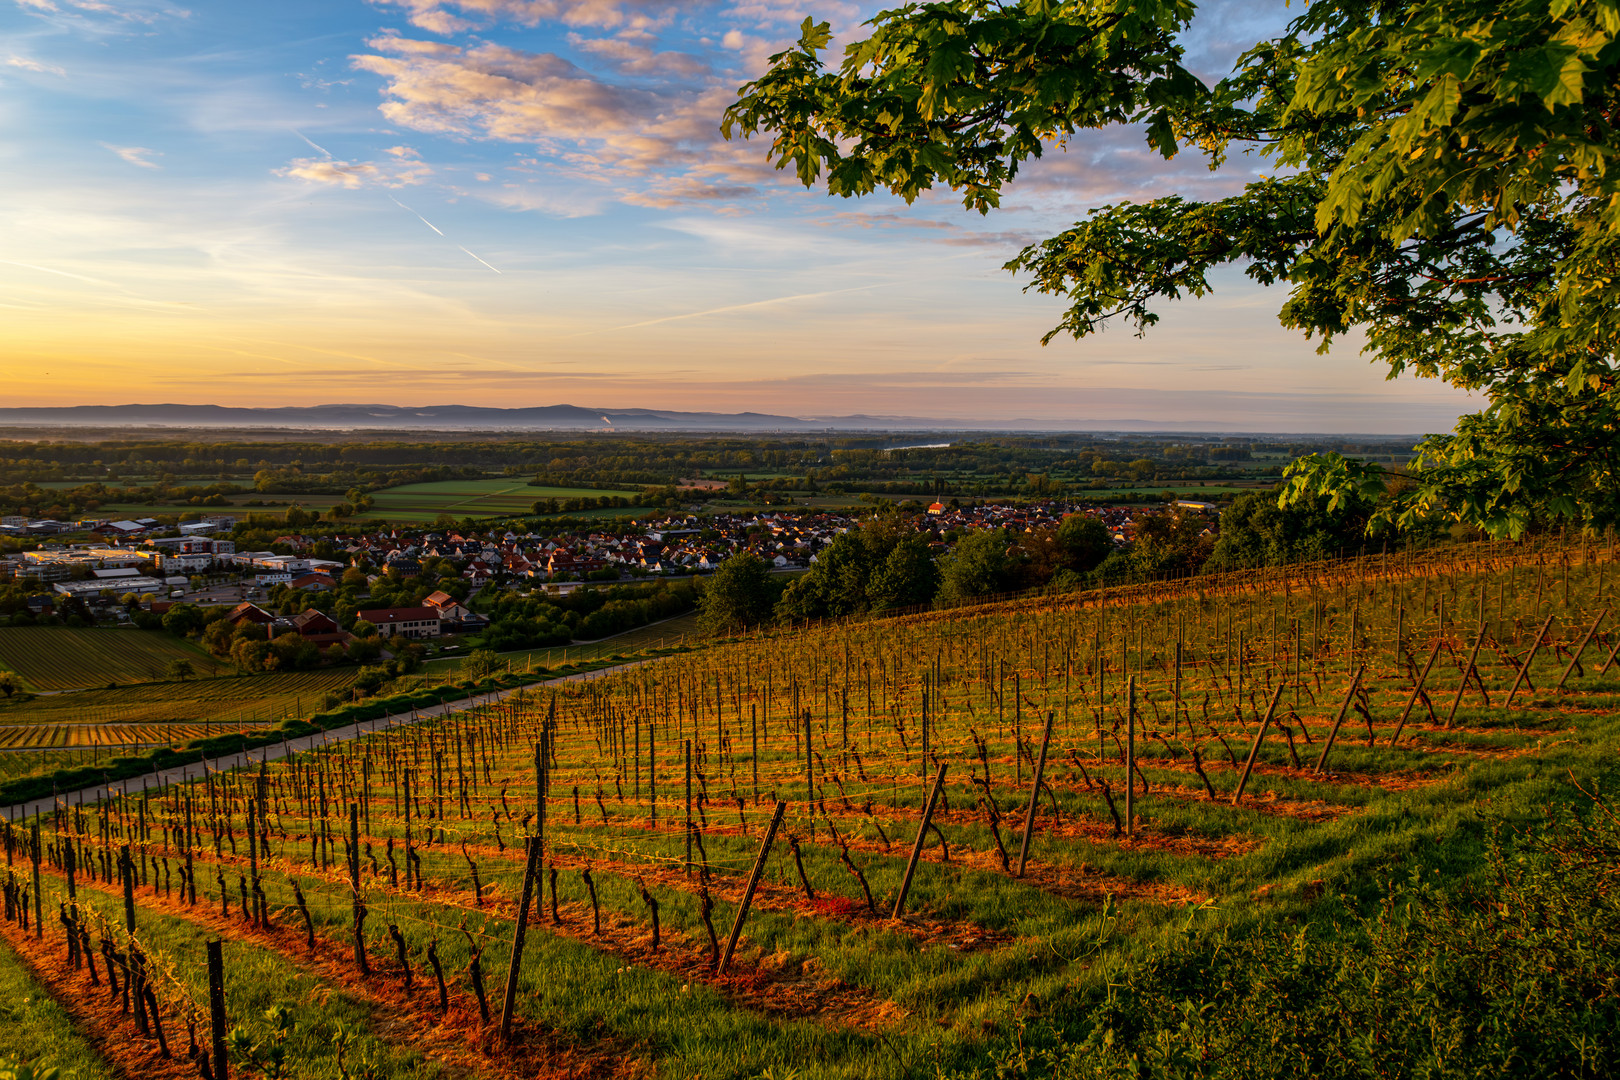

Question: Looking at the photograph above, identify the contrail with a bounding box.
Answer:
[388,195,445,236]
[0,258,115,287]
[459,246,502,274]
[572,283,897,337]
[388,195,503,273]
[291,129,332,158]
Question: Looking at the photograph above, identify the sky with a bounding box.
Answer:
[0,0,1478,432]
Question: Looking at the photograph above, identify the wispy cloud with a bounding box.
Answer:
[6,54,66,75]
[15,0,189,27]
[573,283,897,336]
[371,0,681,35]
[101,143,162,169]
[275,153,432,189]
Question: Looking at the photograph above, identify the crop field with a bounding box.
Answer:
[0,720,276,749]
[1,535,1616,1078]
[0,628,226,690]
[365,479,644,523]
[0,668,360,730]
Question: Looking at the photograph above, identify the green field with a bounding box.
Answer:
[0,627,225,690]
[76,478,648,527]
[363,479,642,523]
[0,667,359,729]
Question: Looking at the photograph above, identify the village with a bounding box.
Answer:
[0,498,1212,642]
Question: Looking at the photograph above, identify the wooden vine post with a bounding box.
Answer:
[719,800,785,973]
[1505,614,1557,706]
[1388,637,1444,745]
[349,804,367,974]
[1314,665,1366,773]
[499,834,542,1042]
[1555,608,1607,693]
[535,733,548,916]
[207,939,228,1080]
[1015,712,1055,876]
[1232,685,1285,806]
[1124,677,1136,838]
[1445,626,1489,727]
[892,763,947,919]
[28,821,41,940]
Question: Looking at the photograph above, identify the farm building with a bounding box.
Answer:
[357,606,441,639]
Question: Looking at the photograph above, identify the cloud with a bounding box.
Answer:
[15,0,188,26]
[101,143,161,168]
[371,0,680,33]
[277,157,381,188]
[277,156,433,190]
[569,35,709,77]
[352,35,780,208]
[5,54,67,75]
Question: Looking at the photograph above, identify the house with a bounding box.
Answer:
[288,573,335,592]
[291,609,340,637]
[385,557,422,579]
[424,590,489,633]
[226,602,277,626]
[356,606,441,639]
[291,608,352,649]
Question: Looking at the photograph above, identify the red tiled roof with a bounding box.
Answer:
[356,607,439,624]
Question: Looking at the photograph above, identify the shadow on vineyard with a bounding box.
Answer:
[964,790,1620,1080]
[0,534,1617,1079]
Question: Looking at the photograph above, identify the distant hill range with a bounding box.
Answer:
[0,403,946,432]
[0,403,1431,438]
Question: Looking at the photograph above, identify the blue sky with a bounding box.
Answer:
[1,0,1477,431]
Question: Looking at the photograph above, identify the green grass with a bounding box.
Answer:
[0,628,225,691]
[0,941,116,1079]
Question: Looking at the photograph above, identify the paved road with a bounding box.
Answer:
[4,659,648,822]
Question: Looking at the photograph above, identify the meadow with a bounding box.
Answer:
[363,479,645,523]
[87,478,650,527]
[0,627,226,691]
[0,534,1615,1078]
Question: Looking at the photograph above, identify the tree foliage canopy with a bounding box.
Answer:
[777,521,940,619]
[725,0,1620,538]
[697,552,780,633]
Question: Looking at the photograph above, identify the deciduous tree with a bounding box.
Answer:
[726,0,1620,537]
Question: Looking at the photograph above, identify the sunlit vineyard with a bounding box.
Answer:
[0,668,360,730]
[0,722,277,750]
[0,628,225,690]
[1,534,1616,1079]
